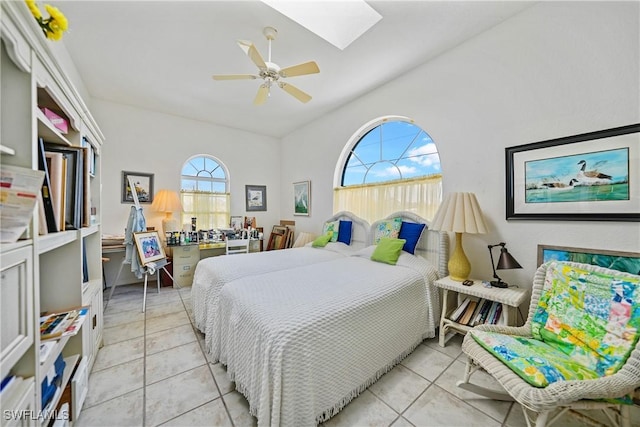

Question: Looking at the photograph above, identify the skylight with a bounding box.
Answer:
[261,0,382,50]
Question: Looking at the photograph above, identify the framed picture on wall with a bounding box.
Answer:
[245,185,267,212]
[122,171,154,204]
[506,124,640,221]
[537,244,639,275]
[230,215,243,230]
[293,180,310,216]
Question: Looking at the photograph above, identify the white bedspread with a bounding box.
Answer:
[191,243,357,356]
[217,249,440,426]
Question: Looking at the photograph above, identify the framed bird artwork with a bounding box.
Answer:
[506,123,639,221]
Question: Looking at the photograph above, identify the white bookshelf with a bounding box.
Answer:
[433,276,529,347]
[0,1,105,422]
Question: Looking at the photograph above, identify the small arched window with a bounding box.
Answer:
[334,117,442,222]
[180,155,230,229]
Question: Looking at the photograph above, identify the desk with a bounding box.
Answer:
[170,240,262,286]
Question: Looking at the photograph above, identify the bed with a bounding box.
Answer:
[191,211,370,356]
[216,211,449,426]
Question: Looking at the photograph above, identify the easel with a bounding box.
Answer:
[107,176,177,312]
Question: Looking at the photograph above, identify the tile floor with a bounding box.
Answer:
[75,284,640,427]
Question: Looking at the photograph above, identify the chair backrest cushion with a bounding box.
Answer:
[532,261,640,376]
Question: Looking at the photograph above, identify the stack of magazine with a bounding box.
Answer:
[40,307,89,341]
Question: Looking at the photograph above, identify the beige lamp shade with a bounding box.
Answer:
[430,192,488,281]
[151,190,183,234]
[430,192,488,234]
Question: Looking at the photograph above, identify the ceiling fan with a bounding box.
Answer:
[212,26,320,105]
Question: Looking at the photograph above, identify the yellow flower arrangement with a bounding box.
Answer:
[25,0,68,41]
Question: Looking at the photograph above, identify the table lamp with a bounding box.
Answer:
[430,192,488,282]
[487,242,522,288]
[151,189,183,236]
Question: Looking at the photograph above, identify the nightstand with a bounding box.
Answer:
[433,276,529,347]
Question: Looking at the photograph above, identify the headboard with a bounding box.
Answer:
[370,211,450,278]
[325,211,370,250]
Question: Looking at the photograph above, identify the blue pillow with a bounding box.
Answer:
[337,220,352,245]
[398,222,426,254]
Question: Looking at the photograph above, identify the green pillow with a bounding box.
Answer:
[312,233,332,248]
[371,238,406,265]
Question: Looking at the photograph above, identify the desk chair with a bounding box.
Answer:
[226,238,250,255]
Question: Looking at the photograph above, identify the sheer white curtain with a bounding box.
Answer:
[180,191,230,230]
[333,175,442,224]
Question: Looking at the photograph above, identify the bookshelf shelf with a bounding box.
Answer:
[36,109,71,147]
[0,144,16,155]
[38,230,77,255]
[434,276,529,347]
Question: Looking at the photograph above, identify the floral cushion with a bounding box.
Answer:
[471,261,640,389]
[532,262,640,376]
[322,221,339,243]
[373,217,402,244]
[470,330,600,387]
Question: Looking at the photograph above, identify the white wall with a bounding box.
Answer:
[92,99,282,236]
[279,1,640,288]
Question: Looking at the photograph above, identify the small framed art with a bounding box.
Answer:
[245,185,267,212]
[133,231,165,266]
[293,180,310,216]
[122,171,154,204]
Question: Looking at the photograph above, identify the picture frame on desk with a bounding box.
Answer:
[133,231,165,265]
[506,123,640,222]
[122,171,154,204]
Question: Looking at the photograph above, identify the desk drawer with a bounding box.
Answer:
[175,264,195,286]
[172,246,199,263]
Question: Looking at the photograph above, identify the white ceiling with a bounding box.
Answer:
[53,1,533,138]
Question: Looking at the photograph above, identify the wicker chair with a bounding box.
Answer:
[459,261,640,427]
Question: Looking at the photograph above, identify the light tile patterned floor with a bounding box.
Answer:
[75,284,640,427]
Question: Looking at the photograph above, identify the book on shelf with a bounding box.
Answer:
[490,302,503,325]
[459,299,477,325]
[45,151,65,231]
[40,307,89,341]
[82,237,89,283]
[475,299,493,326]
[37,138,59,233]
[470,298,486,326]
[448,297,470,322]
[37,191,48,236]
[44,143,84,230]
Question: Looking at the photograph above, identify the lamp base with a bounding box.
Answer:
[448,232,471,282]
[490,280,509,288]
[162,218,179,239]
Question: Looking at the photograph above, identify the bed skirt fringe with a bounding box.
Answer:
[314,335,427,425]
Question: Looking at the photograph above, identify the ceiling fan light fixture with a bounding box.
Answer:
[213,26,320,105]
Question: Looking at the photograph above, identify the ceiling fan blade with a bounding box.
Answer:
[254,85,269,106]
[278,82,312,103]
[237,40,267,71]
[212,74,257,81]
[279,61,320,78]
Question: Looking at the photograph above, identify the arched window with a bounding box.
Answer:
[334,117,442,223]
[180,155,230,229]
